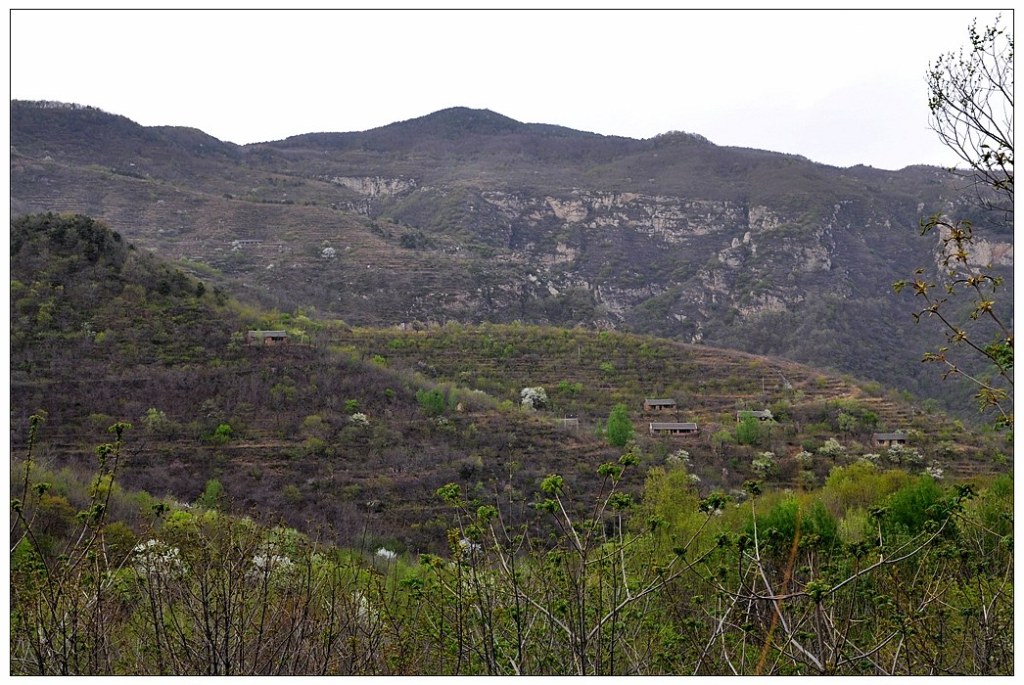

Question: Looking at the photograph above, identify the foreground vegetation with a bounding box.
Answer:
[10,414,1012,675]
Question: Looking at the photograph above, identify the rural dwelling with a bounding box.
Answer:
[247,330,288,346]
[643,398,677,412]
[650,422,699,436]
[873,431,908,448]
[737,409,773,422]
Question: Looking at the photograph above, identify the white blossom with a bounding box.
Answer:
[886,444,924,466]
[817,438,846,459]
[375,547,397,561]
[132,539,186,577]
[666,449,692,467]
[252,552,294,572]
[751,451,777,476]
[458,538,482,555]
[520,386,549,411]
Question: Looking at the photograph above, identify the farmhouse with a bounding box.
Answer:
[643,398,677,412]
[737,409,774,422]
[247,330,288,346]
[650,422,699,436]
[231,239,264,248]
[873,431,908,448]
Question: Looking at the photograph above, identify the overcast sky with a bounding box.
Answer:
[8,6,1009,170]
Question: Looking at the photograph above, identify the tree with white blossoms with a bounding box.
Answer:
[886,443,924,466]
[751,451,777,477]
[817,437,845,460]
[665,449,692,467]
[133,539,187,577]
[520,386,548,411]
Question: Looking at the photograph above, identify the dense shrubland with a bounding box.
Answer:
[10,417,1012,674]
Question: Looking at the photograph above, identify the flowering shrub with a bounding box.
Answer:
[817,438,845,459]
[794,450,814,468]
[458,538,482,555]
[751,451,777,477]
[132,539,186,577]
[665,449,691,467]
[251,552,294,573]
[886,444,924,466]
[520,387,549,410]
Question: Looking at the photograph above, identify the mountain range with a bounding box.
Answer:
[9,100,1014,417]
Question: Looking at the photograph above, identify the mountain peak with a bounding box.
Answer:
[380,107,525,137]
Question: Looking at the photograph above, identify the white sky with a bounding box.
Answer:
[7,4,1011,170]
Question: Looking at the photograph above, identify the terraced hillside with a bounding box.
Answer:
[10,214,1009,554]
[339,323,1007,482]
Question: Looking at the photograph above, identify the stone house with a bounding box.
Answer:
[872,431,908,448]
[643,398,677,412]
[650,422,699,436]
[247,330,288,346]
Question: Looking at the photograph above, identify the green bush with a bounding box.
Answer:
[749,495,838,553]
[735,416,761,446]
[208,422,233,445]
[197,478,224,510]
[606,403,634,447]
[416,388,448,416]
[883,475,945,535]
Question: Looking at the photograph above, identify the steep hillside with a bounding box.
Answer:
[11,214,1007,552]
[10,101,1013,420]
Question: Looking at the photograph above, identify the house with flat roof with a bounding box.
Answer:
[247,330,288,346]
[643,398,677,412]
[873,431,908,448]
[650,422,698,436]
